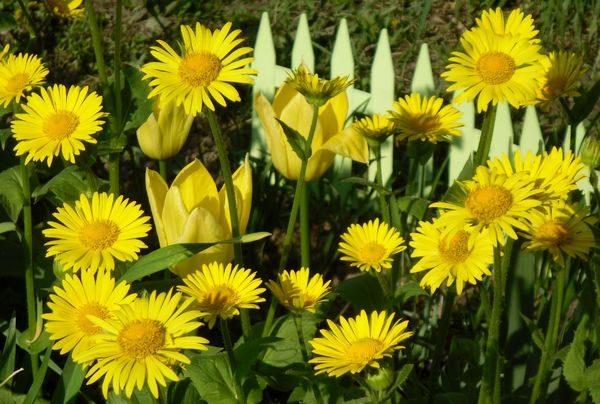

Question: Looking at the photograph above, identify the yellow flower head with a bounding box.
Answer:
[141,22,256,116]
[538,51,587,102]
[285,64,354,107]
[339,218,406,273]
[390,93,463,143]
[410,219,494,294]
[309,310,412,377]
[43,192,151,273]
[432,164,542,246]
[473,8,540,42]
[521,201,596,264]
[145,158,252,277]
[45,0,84,17]
[443,10,544,112]
[43,270,136,362]
[78,290,208,398]
[178,262,266,328]
[12,85,106,166]
[0,53,48,107]
[266,267,331,313]
[352,113,397,144]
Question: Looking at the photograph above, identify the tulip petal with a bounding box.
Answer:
[137,113,161,160]
[162,186,190,245]
[170,160,220,217]
[145,169,168,246]
[316,126,369,164]
[254,92,292,178]
[219,155,253,234]
[319,92,348,141]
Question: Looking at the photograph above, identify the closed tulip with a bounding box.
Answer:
[254,82,368,181]
[137,101,194,161]
[145,157,252,277]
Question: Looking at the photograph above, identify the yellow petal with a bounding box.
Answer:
[219,155,253,234]
[156,101,194,159]
[171,159,220,217]
[318,92,348,141]
[137,113,161,160]
[145,168,168,246]
[254,92,292,178]
[316,125,369,164]
[161,186,190,244]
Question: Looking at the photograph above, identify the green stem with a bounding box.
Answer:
[473,105,498,168]
[427,291,455,403]
[590,170,600,210]
[220,318,244,403]
[158,159,168,182]
[108,154,119,194]
[530,265,566,404]
[374,144,391,224]
[300,186,310,268]
[293,314,324,404]
[113,0,122,129]
[16,0,36,38]
[84,0,108,88]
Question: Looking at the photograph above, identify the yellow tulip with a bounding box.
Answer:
[136,101,194,160]
[254,82,368,181]
[145,157,252,278]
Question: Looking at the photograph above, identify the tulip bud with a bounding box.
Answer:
[365,366,394,391]
[580,134,600,170]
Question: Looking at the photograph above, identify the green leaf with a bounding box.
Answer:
[0,128,11,150]
[571,79,600,125]
[394,196,429,220]
[443,155,473,203]
[51,357,85,404]
[395,281,428,305]
[167,378,202,404]
[0,222,16,235]
[185,352,239,404]
[337,274,386,311]
[562,316,588,392]
[0,12,16,33]
[0,166,23,222]
[275,118,309,160]
[391,363,413,390]
[122,63,154,132]
[0,313,16,382]
[262,312,320,368]
[234,336,279,379]
[32,166,98,203]
[23,346,52,404]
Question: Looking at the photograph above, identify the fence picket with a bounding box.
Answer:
[489,102,513,158]
[291,13,314,70]
[519,106,544,154]
[449,93,478,183]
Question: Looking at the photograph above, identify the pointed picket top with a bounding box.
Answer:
[449,93,477,183]
[411,43,435,95]
[519,106,543,154]
[562,122,586,153]
[291,13,314,71]
[489,102,513,158]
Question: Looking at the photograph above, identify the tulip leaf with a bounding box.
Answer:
[275,118,309,160]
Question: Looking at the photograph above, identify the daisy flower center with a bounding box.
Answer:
[476,52,516,85]
[346,338,384,364]
[43,111,80,140]
[466,185,513,224]
[543,77,567,98]
[409,114,441,134]
[439,230,470,263]
[536,221,572,246]
[77,303,110,335]
[5,73,29,95]
[79,220,120,251]
[178,52,221,87]
[359,242,387,266]
[117,319,166,359]
[201,285,238,313]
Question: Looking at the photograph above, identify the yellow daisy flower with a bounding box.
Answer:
[442,19,544,112]
[538,51,587,102]
[141,22,256,116]
[42,270,136,363]
[285,64,354,107]
[521,201,595,264]
[339,218,406,272]
[43,192,151,273]
[45,0,84,17]
[0,53,48,107]
[473,8,539,42]
[431,165,542,246]
[390,93,463,143]
[352,113,397,143]
[410,219,494,294]
[266,267,331,313]
[12,84,106,166]
[178,262,266,328]
[78,290,208,398]
[309,310,412,377]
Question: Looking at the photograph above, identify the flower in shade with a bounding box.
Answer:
[521,201,595,264]
[0,44,9,61]
[12,84,106,166]
[266,267,331,313]
[309,310,412,377]
[0,53,48,107]
[431,164,542,246]
[390,93,463,143]
[45,0,84,17]
[178,262,265,328]
[338,218,406,273]
[473,8,540,42]
[43,270,136,362]
[410,218,494,294]
[352,113,397,144]
[43,192,151,273]
[538,51,587,102]
[145,158,252,278]
[285,64,354,107]
[141,22,256,116]
[78,290,208,398]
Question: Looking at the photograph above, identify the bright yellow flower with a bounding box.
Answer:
[45,0,84,17]
[178,262,265,328]
[141,22,256,116]
[12,84,105,166]
[255,82,368,181]
[432,165,542,246]
[538,51,587,102]
[285,64,354,107]
[266,267,331,313]
[43,192,151,273]
[351,113,397,143]
[43,270,136,363]
[309,310,412,377]
[338,218,406,273]
[145,158,252,278]
[521,201,595,264]
[0,53,48,107]
[410,219,493,294]
[78,290,208,398]
[473,8,539,42]
[390,93,463,143]
[442,13,544,112]
[136,100,194,160]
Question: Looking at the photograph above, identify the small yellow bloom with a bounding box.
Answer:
[351,113,397,144]
[390,93,463,143]
[136,100,194,160]
[309,310,412,377]
[178,262,266,328]
[0,52,48,107]
[266,267,331,313]
[145,158,252,277]
[538,51,587,102]
[45,0,84,17]
[255,82,368,181]
[285,64,354,107]
[339,218,406,273]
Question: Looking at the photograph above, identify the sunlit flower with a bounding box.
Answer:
[45,0,84,17]
[0,53,48,107]
[141,22,256,116]
[266,267,331,313]
[43,192,151,273]
[352,113,397,144]
[338,218,406,272]
[309,310,412,377]
[285,64,354,107]
[473,8,539,42]
[538,51,587,102]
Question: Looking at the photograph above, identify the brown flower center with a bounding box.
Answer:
[439,230,471,263]
[200,285,238,313]
[536,220,572,246]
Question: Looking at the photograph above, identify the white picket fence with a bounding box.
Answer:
[250,12,596,198]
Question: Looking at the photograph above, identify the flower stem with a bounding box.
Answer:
[158,159,168,182]
[300,186,310,268]
[293,313,324,404]
[16,0,36,39]
[220,318,244,403]
[427,290,455,403]
[84,0,108,88]
[374,144,390,224]
[473,105,498,168]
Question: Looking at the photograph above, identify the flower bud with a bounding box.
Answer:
[365,366,394,391]
[580,134,600,170]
